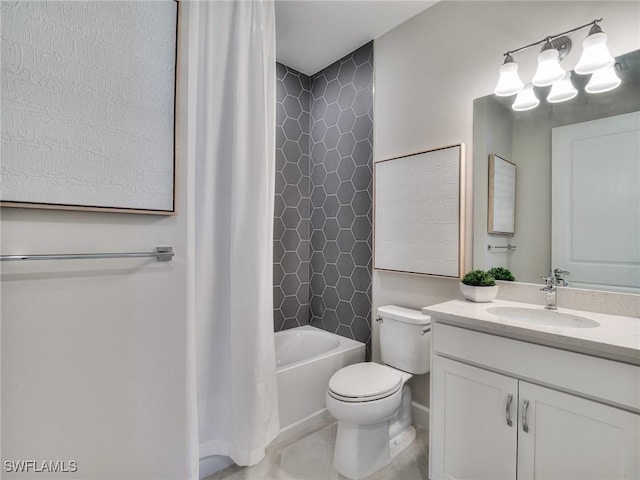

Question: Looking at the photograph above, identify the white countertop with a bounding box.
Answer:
[422,299,640,366]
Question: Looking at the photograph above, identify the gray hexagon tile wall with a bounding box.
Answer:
[274,42,373,352]
[275,63,311,331]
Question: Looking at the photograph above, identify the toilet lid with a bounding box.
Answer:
[328,363,403,402]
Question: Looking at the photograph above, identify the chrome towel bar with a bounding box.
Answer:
[487,244,517,252]
[0,246,174,262]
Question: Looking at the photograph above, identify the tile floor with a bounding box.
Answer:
[205,415,429,480]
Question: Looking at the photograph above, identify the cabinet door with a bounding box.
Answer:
[518,382,640,479]
[431,356,518,480]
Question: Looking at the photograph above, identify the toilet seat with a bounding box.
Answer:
[328,363,403,403]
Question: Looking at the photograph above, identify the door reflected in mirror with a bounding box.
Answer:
[473,49,640,294]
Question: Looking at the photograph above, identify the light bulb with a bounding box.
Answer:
[575,24,615,75]
[512,84,539,111]
[585,65,621,93]
[494,54,524,96]
[547,73,578,103]
[532,42,566,87]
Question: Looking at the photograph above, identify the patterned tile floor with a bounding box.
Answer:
[204,415,429,480]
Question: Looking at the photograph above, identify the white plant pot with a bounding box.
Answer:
[460,283,499,303]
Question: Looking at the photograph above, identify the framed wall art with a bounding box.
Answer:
[374,144,465,278]
[0,1,178,214]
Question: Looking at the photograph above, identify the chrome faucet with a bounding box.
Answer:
[540,269,569,310]
[540,275,557,310]
[553,268,570,287]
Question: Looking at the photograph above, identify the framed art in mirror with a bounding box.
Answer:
[0,1,178,214]
[488,154,515,235]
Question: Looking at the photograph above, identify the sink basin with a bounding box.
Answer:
[486,306,600,329]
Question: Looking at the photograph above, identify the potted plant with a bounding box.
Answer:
[488,267,515,282]
[460,270,499,302]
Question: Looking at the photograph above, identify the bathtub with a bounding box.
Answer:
[275,325,365,432]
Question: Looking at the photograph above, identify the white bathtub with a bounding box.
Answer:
[275,325,365,432]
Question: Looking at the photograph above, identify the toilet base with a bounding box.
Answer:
[331,384,416,479]
[333,422,416,479]
[389,425,416,458]
[334,420,392,479]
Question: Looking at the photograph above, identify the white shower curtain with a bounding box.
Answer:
[185,0,279,472]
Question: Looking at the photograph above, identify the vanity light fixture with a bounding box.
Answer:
[574,23,615,74]
[494,19,619,110]
[494,54,524,96]
[512,84,539,111]
[547,72,578,103]
[532,39,567,87]
[585,64,621,93]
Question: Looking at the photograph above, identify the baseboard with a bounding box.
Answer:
[411,401,429,430]
[277,408,334,443]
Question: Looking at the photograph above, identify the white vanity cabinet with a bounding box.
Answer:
[516,382,639,480]
[431,356,517,479]
[430,322,640,480]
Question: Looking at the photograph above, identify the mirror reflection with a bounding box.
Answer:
[473,49,640,294]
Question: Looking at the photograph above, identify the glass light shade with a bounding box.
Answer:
[494,59,524,96]
[512,84,539,111]
[532,48,566,87]
[585,65,621,93]
[547,73,578,103]
[574,31,614,75]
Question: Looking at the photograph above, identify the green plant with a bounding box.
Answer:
[461,270,496,287]
[488,267,515,282]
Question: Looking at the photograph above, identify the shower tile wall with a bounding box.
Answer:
[309,42,374,347]
[274,63,311,331]
[274,43,374,350]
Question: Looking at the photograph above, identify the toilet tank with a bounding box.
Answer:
[377,305,431,375]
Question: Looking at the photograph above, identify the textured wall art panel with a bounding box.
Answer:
[374,145,463,278]
[0,1,177,212]
[274,63,311,331]
[309,42,374,350]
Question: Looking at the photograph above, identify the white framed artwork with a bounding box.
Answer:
[0,1,178,214]
[373,144,465,278]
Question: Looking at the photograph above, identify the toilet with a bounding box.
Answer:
[325,305,431,479]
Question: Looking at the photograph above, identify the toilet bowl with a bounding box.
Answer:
[326,362,414,479]
[325,305,431,480]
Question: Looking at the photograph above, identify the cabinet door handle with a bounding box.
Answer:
[522,399,530,433]
[505,394,513,426]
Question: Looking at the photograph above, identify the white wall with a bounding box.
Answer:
[0,7,192,479]
[508,116,552,283]
[472,96,513,273]
[373,0,640,407]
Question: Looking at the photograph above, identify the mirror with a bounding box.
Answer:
[473,49,640,294]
